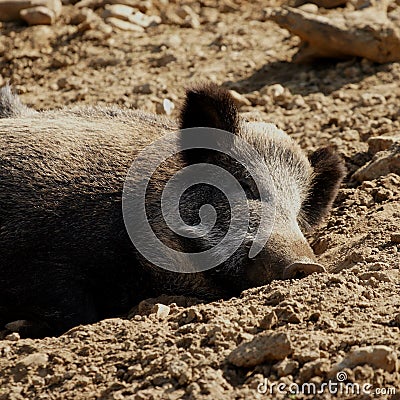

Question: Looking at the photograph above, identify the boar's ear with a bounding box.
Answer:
[302,147,346,227]
[179,83,240,163]
[180,83,239,134]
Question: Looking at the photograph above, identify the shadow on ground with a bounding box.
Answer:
[224,59,388,96]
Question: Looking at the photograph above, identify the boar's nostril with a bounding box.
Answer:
[283,262,326,280]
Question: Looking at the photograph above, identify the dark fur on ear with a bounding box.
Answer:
[180,83,239,133]
[301,147,346,228]
[179,83,239,164]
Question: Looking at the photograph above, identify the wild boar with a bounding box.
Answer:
[0,83,345,337]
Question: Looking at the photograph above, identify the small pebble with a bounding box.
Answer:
[390,233,400,243]
[153,303,170,319]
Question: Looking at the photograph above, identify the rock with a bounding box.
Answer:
[360,93,387,106]
[162,98,174,116]
[16,353,49,368]
[299,359,331,382]
[0,0,61,21]
[220,0,239,12]
[329,345,397,375]
[152,53,177,67]
[176,5,200,28]
[352,143,400,181]
[391,233,400,243]
[168,361,191,384]
[245,92,269,107]
[78,14,113,35]
[57,77,69,89]
[368,135,400,154]
[163,34,182,49]
[262,84,292,105]
[161,7,184,26]
[132,83,153,94]
[129,11,161,27]
[293,349,321,363]
[174,308,201,325]
[70,7,97,24]
[74,0,102,8]
[298,3,319,13]
[45,0,61,14]
[70,7,112,34]
[269,83,285,98]
[275,305,302,324]
[104,0,152,13]
[152,303,170,319]
[267,5,400,63]
[227,331,292,367]
[5,332,20,341]
[229,90,251,107]
[259,310,278,330]
[20,6,55,24]
[273,358,299,377]
[105,17,144,31]
[103,5,160,27]
[103,4,137,20]
[359,271,392,282]
[289,0,349,7]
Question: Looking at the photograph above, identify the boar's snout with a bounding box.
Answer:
[283,260,326,280]
[244,230,327,288]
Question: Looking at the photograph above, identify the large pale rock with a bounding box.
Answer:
[16,353,49,368]
[102,4,137,21]
[368,135,400,154]
[267,4,400,63]
[228,331,292,367]
[329,345,397,376]
[289,0,349,7]
[0,0,61,21]
[352,143,400,181]
[105,16,144,31]
[20,5,55,24]
[103,0,152,13]
[128,10,160,27]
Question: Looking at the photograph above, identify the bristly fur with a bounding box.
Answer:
[0,83,343,337]
[302,146,346,227]
[0,85,36,118]
[179,83,239,133]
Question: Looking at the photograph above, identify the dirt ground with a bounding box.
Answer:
[0,0,399,399]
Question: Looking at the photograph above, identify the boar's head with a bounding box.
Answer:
[166,83,346,295]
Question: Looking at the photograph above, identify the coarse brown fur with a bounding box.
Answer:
[0,83,345,337]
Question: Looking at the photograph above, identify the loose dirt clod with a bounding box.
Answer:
[228,331,292,367]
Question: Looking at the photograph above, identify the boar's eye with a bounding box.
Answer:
[301,147,346,228]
